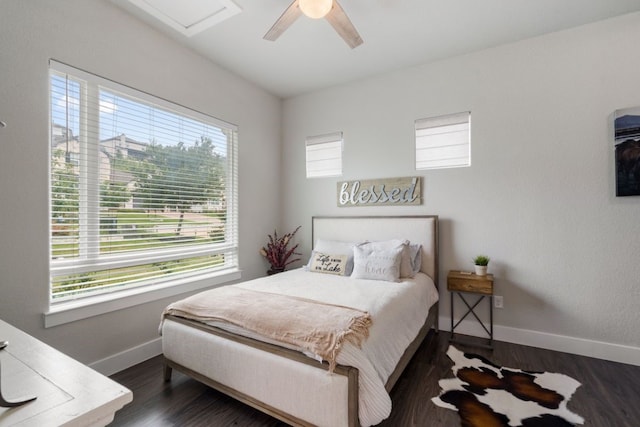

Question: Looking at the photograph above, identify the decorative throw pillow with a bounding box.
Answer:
[306,239,358,275]
[359,239,421,278]
[351,244,403,282]
[308,252,349,276]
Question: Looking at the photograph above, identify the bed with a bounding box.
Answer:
[161,215,439,427]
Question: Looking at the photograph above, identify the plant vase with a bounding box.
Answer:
[474,265,488,276]
[267,267,285,275]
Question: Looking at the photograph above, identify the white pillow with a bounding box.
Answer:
[406,243,423,277]
[351,244,403,282]
[359,239,421,278]
[308,252,349,276]
[314,239,357,254]
[307,239,358,275]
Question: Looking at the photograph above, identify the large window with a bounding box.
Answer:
[49,60,238,304]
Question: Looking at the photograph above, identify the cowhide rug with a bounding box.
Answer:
[432,346,584,427]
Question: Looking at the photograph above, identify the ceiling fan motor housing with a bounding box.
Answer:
[299,0,333,19]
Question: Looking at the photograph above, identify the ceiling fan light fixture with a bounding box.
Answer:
[299,0,333,19]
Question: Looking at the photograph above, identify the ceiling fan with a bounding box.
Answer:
[264,0,363,49]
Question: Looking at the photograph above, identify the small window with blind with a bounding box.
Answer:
[306,132,343,178]
[49,60,238,305]
[415,111,471,170]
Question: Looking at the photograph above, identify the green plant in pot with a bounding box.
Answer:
[473,255,490,276]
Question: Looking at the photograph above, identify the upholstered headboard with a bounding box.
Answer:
[311,216,439,285]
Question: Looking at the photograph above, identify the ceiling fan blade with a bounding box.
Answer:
[264,0,303,41]
[325,0,363,49]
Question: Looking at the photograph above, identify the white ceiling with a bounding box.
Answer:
[111,0,640,98]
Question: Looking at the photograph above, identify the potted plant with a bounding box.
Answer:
[260,226,302,275]
[473,255,490,276]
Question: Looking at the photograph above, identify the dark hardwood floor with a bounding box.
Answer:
[110,331,640,426]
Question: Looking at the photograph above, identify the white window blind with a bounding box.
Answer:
[415,111,471,170]
[306,132,343,178]
[49,60,238,303]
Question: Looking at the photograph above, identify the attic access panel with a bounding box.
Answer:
[127,0,241,37]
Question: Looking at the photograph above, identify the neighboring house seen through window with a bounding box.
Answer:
[49,60,238,307]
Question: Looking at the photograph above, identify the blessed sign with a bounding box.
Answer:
[337,177,422,207]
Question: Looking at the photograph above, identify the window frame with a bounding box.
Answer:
[46,60,240,326]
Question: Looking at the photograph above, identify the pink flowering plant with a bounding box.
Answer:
[260,226,302,274]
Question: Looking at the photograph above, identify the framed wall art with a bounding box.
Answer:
[614,107,640,197]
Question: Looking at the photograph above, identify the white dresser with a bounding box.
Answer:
[0,319,132,426]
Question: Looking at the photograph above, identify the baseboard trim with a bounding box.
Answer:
[439,316,640,367]
[90,337,162,376]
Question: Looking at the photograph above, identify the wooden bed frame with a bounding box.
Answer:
[162,215,439,427]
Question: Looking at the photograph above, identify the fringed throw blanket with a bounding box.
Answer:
[161,286,372,372]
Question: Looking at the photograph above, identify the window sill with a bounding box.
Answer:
[44,269,241,328]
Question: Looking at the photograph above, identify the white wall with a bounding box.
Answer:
[282,13,640,365]
[0,0,281,369]
[1,1,638,372]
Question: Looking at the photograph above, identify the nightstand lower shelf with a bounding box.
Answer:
[449,291,493,349]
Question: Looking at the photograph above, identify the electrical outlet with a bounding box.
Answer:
[494,295,504,309]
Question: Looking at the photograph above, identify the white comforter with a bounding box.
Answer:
[206,268,439,426]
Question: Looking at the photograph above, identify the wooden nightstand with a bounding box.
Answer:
[447,270,494,349]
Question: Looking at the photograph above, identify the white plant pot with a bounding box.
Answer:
[474,265,488,276]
